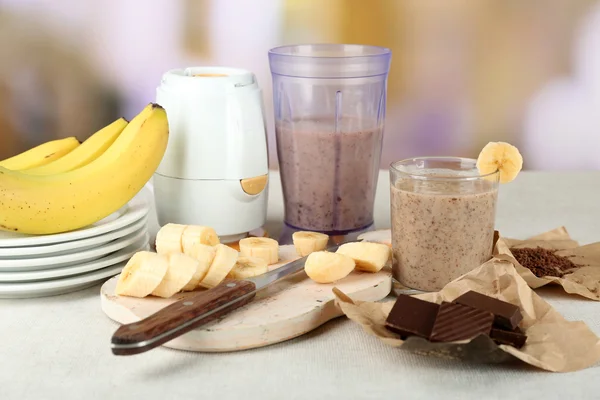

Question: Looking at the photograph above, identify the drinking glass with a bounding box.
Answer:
[390,157,499,291]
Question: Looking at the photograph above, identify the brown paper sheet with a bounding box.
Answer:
[333,260,600,372]
[360,226,600,300]
[498,227,600,300]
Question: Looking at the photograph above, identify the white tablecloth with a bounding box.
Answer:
[2,170,600,400]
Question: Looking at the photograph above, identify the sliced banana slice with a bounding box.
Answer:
[199,244,239,289]
[151,253,198,298]
[476,141,523,183]
[336,242,391,273]
[155,223,187,255]
[304,251,355,284]
[182,225,220,254]
[116,251,169,298]
[228,256,268,280]
[239,237,279,264]
[292,231,329,257]
[181,243,217,291]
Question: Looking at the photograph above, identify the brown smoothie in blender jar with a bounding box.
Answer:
[276,118,383,233]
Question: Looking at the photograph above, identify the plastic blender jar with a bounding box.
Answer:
[269,44,392,235]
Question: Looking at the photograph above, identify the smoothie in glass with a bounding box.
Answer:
[390,157,499,291]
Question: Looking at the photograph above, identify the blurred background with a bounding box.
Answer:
[1,0,599,170]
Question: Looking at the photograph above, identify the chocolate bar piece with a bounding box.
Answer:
[453,291,523,330]
[384,294,440,339]
[490,328,527,349]
[430,302,494,342]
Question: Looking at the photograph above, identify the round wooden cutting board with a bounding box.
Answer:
[101,245,392,352]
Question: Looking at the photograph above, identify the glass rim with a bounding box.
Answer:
[268,43,392,59]
[389,157,500,181]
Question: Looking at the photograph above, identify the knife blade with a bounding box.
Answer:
[110,243,343,355]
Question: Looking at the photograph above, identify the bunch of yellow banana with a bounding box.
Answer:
[0,137,81,170]
[0,103,169,235]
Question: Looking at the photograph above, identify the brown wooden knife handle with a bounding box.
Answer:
[111,279,256,356]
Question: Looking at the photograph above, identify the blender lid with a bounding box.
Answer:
[159,67,256,90]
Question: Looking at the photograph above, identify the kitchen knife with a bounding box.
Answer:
[110,243,342,355]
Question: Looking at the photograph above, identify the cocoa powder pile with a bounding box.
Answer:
[510,247,579,278]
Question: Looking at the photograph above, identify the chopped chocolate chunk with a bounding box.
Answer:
[453,290,523,330]
[384,293,527,348]
[430,302,494,342]
[490,328,527,349]
[384,294,440,339]
[511,247,578,278]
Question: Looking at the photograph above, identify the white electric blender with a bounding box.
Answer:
[153,67,269,243]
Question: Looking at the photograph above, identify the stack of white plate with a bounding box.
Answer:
[0,187,152,299]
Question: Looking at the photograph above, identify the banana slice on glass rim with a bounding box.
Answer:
[476,141,523,183]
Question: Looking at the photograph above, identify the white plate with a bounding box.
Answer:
[0,238,147,282]
[0,229,148,272]
[0,186,151,247]
[0,245,150,299]
[0,217,148,259]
